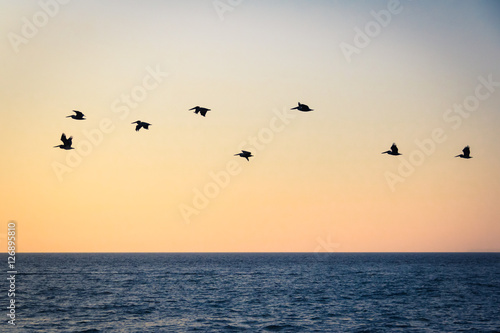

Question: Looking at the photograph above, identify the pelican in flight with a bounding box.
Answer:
[53,133,74,150]
[382,143,402,156]
[291,102,313,112]
[132,120,151,131]
[234,150,253,161]
[189,106,211,117]
[67,110,85,120]
[455,146,472,159]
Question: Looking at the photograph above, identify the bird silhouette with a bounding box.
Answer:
[382,143,402,156]
[67,110,85,120]
[291,102,313,112]
[53,133,74,150]
[132,120,151,131]
[456,146,472,159]
[189,106,211,117]
[234,150,253,161]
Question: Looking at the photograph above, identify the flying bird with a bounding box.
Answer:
[234,150,253,161]
[382,143,402,156]
[53,133,74,150]
[132,120,151,131]
[67,110,85,120]
[291,102,313,112]
[189,106,211,117]
[455,146,472,159]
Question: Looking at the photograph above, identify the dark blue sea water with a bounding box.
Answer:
[2,253,500,332]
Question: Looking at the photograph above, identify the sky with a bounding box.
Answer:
[1,0,500,252]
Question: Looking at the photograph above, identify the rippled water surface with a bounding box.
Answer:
[4,253,500,332]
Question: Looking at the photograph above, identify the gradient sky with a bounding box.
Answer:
[1,0,500,252]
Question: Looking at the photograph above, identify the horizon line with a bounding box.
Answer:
[6,251,500,254]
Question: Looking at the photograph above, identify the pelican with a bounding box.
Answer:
[189,106,211,117]
[455,146,472,159]
[382,143,402,156]
[53,133,74,150]
[66,110,85,120]
[291,102,313,112]
[132,120,151,131]
[234,150,253,161]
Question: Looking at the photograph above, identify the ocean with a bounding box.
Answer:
[3,253,500,332]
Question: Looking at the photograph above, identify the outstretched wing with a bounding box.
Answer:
[142,122,150,129]
[73,110,84,118]
[391,143,399,154]
[61,133,72,145]
[61,133,72,146]
[200,109,208,117]
[190,106,201,114]
[463,146,470,158]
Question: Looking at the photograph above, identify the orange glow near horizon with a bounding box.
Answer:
[1,1,500,252]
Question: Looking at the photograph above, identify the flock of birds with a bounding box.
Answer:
[54,103,473,160]
[381,143,472,159]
